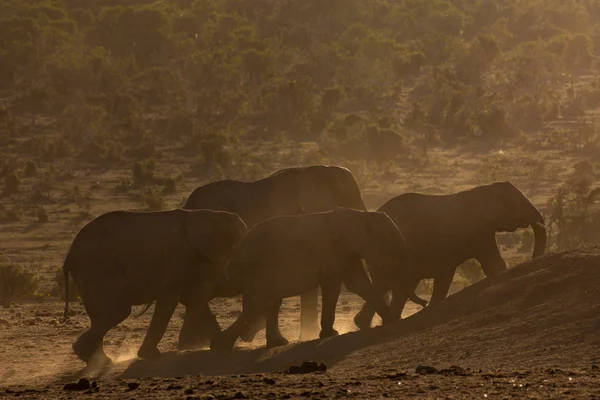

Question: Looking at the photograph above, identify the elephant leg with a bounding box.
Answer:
[73,284,130,366]
[138,294,179,359]
[388,277,421,321]
[408,291,428,308]
[353,301,377,331]
[178,303,221,351]
[211,294,260,352]
[265,299,288,348]
[342,260,391,325]
[299,288,320,341]
[430,270,455,305]
[239,315,266,343]
[319,280,342,339]
[476,239,507,277]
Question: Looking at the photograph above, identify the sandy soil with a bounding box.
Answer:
[1,248,599,399]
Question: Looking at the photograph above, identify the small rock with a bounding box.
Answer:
[184,388,194,394]
[202,395,215,400]
[299,361,319,374]
[264,378,276,385]
[127,382,139,391]
[416,365,438,375]
[64,377,91,391]
[287,365,301,374]
[286,361,327,374]
[233,392,248,399]
[167,384,183,390]
[0,318,9,325]
[15,313,21,318]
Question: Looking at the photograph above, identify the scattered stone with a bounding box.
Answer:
[233,391,248,399]
[0,318,9,325]
[185,388,195,394]
[416,366,438,375]
[264,378,276,385]
[64,378,91,391]
[286,361,327,374]
[127,382,140,391]
[592,365,599,371]
[167,384,183,390]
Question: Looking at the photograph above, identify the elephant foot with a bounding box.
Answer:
[73,336,111,365]
[319,328,339,339]
[298,324,320,342]
[137,344,161,359]
[266,334,289,348]
[353,310,373,330]
[210,333,237,352]
[87,350,113,369]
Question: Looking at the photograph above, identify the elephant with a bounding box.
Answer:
[353,181,547,330]
[180,165,369,345]
[62,209,247,366]
[209,207,409,351]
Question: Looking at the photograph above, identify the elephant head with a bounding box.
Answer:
[475,181,547,260]
[184,210,247,266]
[329,207,407,282]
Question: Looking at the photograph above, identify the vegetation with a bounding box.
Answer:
[0,264,40,300]
[2,0,600,297]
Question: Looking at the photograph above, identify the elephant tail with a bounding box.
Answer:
[62,258,71,322]
[133,301,154,318]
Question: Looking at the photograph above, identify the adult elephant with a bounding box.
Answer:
[181,165,368,344]
[353,181,547,329]
[210,208,407,351]
[63,209,247,366]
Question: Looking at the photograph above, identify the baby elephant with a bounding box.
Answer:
[211,207,408,351]
[63,209,247,366]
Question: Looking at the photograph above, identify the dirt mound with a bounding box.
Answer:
[116,247,600,380]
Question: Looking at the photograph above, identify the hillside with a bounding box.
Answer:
[1,248,599,398]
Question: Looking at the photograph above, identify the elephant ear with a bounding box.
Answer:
[329,207,370,254]
[184,211,220,263]
[475,182,512,231]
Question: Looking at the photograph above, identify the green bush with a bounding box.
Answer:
[0,264,40,300]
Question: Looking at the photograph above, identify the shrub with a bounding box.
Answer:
[24,160,38,177]
[131,159,156,187]
[0,264,40,300]
[37,206,48,223]
[142,188,164,210]
[4,172,20,194]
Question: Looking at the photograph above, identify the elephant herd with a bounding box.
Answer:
[61,165,547,367]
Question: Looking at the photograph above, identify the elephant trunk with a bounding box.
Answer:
[531,221,547,259]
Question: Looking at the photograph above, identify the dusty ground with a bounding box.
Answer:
[1,248,599,399]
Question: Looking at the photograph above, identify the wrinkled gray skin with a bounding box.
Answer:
[181,165,369,347]
[62,209,247,366]
[353,181,547,329]
[210,208,408,351]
